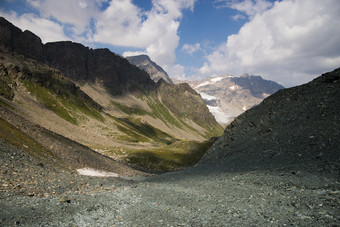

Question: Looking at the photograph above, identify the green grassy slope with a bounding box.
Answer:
[0,49,222,172]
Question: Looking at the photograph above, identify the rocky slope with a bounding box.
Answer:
[0,17,223,172]
[126,54,173,84]
[188,73,284,125]
[199,68,340,177]
[0,53,338,226]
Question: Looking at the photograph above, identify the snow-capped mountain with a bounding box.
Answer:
[188,74,284,125]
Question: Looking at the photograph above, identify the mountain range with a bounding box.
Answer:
[188,74,284,125]
[125,53,284,126]
[0,17,222,172]
[0,16,339,226]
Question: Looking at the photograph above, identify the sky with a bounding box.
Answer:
[0,0,340,87]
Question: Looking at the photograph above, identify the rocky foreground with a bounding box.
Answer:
[0,155,339,226]
[1,69,339,226]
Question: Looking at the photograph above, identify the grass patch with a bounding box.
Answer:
[11,59,105,124]
[144,96,183,129]
[24,80,104,125]
[118,117,177,144]
[116,124,150,143]
[115,138,217,172]
[105,113,177,144]
[110,101,148,115]
[24,81,78,124]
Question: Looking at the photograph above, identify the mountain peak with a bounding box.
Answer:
[126,54,173,84]
[189,73,284,125]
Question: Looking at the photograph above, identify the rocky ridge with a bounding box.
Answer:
[126,54,173,84]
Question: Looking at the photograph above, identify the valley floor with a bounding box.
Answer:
[1,150,339,226]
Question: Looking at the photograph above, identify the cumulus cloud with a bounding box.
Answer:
[0,10,68,43]
[109,0,196,78]
[165,64,186,80]
[231,13,246,21]
[215,0,273,18]
[182,43,201,55]
[200,0,340,87]
[27,0,103,37]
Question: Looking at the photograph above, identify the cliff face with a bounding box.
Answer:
[0,17,44,61]
[43,42,154,95]
[0,17,153,95]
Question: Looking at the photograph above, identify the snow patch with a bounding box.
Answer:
[195,81,210,88]
[77,168,119,177]
[242,106,247,111]
[207,105,231,124]
[210,77,225,82]
[199,92,217,101]
[229,85,236,90]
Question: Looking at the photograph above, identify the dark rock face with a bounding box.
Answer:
[126,54,173,84]
[44,42,154,94]
[0,17,44,61]
[0,17,153,95]
[200,68,340,177]
[43,42,89,81]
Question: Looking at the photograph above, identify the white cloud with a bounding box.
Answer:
[231,13,246,21]
[27,0,103,37]
[164,63,186,80]
[182,43,201,55]
[0,10,68,43]
[92,0,144,47]
[93,0,194,49]
[215,0,273,18]
[200,0,340,87]
[123,51,147,58]
[95,0,196,79]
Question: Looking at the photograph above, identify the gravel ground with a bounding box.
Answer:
[1,162,339,226]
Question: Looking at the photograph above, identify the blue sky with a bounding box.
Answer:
[1,0,340,87]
